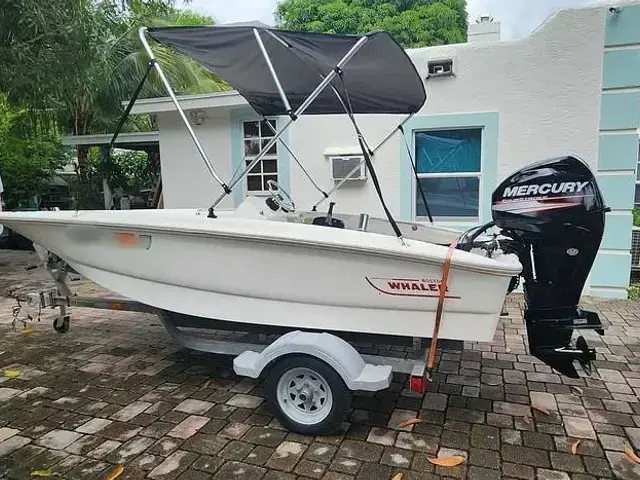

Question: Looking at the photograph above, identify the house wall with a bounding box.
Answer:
[589,3,640,298]
[154,1,640,298]
[157,109,235,210]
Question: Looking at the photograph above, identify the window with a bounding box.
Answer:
[414,128,482,220]
[243,119,278,193]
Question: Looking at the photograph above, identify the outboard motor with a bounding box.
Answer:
[491,156,610,378]
[489,155,608,378]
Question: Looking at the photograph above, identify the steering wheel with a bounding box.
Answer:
[266,179,295,212]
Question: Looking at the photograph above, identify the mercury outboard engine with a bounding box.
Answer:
[460,155,608,378]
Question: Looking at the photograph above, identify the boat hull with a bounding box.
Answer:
[0,210,521,342]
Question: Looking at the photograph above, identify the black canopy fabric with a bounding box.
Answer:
[146,26,427,117]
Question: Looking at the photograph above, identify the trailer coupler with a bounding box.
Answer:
[525,308,604,378]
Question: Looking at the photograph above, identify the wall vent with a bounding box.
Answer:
[427,59,454,78]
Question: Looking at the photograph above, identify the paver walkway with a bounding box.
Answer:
[0,249,639,479]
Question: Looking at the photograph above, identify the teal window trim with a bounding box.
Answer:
[399,111,499,224]
[230,107,292,207]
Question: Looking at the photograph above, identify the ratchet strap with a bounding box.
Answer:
[426,241,457,373]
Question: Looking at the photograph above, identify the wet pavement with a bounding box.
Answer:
[0,249,639,479]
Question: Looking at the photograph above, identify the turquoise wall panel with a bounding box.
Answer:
[590,252,632,288]
[599,91,640,131]
[605,5,640,47]
[602,49,640,89]
[600,212,633,250]
[596,173,636,210]
[597,133,640,171]
[589,286,628,299]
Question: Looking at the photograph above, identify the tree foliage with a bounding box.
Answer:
[0,94,69,209]
[0,0,225,138]
[0,0,223,208]
[275,0,467,48]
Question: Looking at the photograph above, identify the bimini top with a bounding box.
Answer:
[146,26,427,117]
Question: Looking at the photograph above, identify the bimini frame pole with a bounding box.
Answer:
[253,29,292,115]
[312,113,415,211]
[210,34,369,211]
[138,27,231,196]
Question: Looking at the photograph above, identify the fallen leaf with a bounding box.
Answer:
[532,405,550,416]
[571,440,581,455]
[391,473,404,480]
[398,418,422,428]
[427,456,465,467]
[3,369,20,378]
[523,414,532,425]
[625,447,640,464]
[570,386,584,396]
[30,471,53,477]
[202,379,211,389]
[104,464,124,480]
[23,328,35,335]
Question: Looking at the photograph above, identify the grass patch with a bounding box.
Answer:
[629,283,640,301]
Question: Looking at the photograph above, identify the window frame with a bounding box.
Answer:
[242,118,279,195]
[412,126,484,223]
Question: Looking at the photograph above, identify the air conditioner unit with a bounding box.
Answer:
[330,155,367,181]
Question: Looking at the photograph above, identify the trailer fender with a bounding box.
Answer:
[233,330,392,391]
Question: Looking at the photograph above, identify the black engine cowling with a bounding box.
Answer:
[491,155,609,378]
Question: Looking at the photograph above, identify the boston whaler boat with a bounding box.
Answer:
[0,25,608,434]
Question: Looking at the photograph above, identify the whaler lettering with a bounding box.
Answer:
[502,181,588,198]
[387,281,448,293]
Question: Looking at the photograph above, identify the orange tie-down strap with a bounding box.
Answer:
[426,241,458,372]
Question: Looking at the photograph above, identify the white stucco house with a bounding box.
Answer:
[121,1,640,299]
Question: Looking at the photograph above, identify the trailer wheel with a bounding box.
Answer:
[265,355,351,436]
[53,316,70,334]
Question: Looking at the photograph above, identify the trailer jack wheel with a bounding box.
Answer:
[265,355,352,436]
[53,315,70,334]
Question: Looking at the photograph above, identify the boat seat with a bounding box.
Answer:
[312,201,344,229]
[312,216,345,229]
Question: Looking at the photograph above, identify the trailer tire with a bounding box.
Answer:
[53,316,70,334]
[265,355,351,436]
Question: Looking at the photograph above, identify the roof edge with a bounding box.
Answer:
[61,131,160,146]
[126,90,247,115]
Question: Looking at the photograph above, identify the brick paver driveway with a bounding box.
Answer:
[0,249,639,479]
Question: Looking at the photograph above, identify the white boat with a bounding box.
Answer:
[0,25,607,381]
[0,202,520,342]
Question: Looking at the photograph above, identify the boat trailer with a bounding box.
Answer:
[11,250,440,435]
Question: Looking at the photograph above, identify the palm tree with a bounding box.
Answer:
[66,1,227,138]
[56,1,229,188]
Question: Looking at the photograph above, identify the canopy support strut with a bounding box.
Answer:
[331,70,404,241]
[253,28,294,119]
[262,119,329,198]
[209,35,370,213]
[399,124,433,224]
[139,27,231,217]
